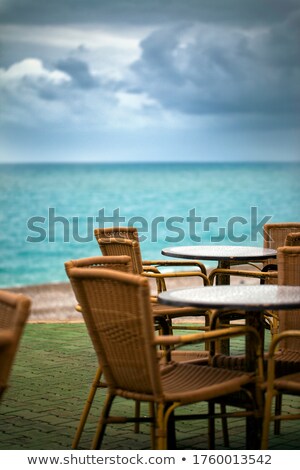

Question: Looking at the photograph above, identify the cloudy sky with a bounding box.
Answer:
[0,0,299,163]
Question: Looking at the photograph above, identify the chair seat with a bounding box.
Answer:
[151,302,208,319]
[273,349,300,376]
[213,349,300,376]
[114,362,254,405]
[160,362,254,404]
[158,349,209,366]
[273,372,300,394]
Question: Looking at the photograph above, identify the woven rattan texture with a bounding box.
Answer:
[0,291,31,395]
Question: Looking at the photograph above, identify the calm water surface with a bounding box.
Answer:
[0,162,299,286]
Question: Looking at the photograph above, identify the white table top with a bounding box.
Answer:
[162,245,277,261]
[159,285,300,311]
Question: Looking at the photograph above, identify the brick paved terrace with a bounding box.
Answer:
[0,323,299,450]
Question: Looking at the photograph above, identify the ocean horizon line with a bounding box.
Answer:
[0,160,299,166]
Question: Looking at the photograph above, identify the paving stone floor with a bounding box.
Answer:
[0,323,299,450]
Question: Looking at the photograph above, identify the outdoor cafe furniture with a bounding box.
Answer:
[206,225,300,339]
[162,244,278,350]
[159,284,300,369]
[0,290,31,400]
[162,245,300,446]
[161,244,277,285]
[65,255,132,449]
[262,222,300,267]
[65,255,212,450]
[205,230,300,346]
[261,331,300,449]
[207,222,300,286]
[67,265,263,450]
[159,281,300,448]
[95,227,212,334]
[262,245,300,442]
[95,226,207,277]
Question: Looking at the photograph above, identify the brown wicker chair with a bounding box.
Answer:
[65,255,211,449]
[95,227,211,333]
[209,223,300,335]
[261,245,300,444]
[94,226,207,276]
[67,266,263,450]
[263,223,300,266]
[209,222,300,286]
[65,255,133,448]
[211,246,300,444]
[212,246,300,369]
[0,290,31,400]
[261,331,300,449]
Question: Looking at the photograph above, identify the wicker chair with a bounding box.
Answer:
[67,266,263,450]
[0,290,31,400]
[261,331,300,449]
[262,246,300,442]
[263,223,300,266]
[209,223,300,336]
[95,227,211,333]
[65,255,133,448]
[211,246,300,442]
[259,224,300,336]
[65,256,211,449]
[209,222,300,286]
[94,226,207,276]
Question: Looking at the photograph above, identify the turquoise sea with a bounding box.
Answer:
[0,162,299,287]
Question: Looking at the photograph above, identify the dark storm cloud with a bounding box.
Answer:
[1,0,299,26]
[56,58,99,89]
[130,15,300,118]
[1,0,299,163]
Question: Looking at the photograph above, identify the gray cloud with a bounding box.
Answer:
[129,16,300,120]
[56,57,99,89]
[1,0,299,27]
[1,0,299,163]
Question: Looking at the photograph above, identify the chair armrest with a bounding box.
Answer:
[143,270,210,286]
[154,325,261,348]
[0,330,14,350]
[142,259,207,275]
[264,330,300,395]
[142,266,161,273]
[209,268,278,285]
[267,330,300,358]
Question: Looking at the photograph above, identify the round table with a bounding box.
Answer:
[159,284,300,367]
[162,245,277,263]
[158,284,300,311]
[162,245,277,286]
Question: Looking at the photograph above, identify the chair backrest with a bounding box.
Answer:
[94,227,144,274]
[64,255,132,276]
[277,246,300,350]
[263,223,300,251]
[94,226,139,242]
[65,256,133,310]
[262,223,300,282]
[0,290,31,397]
[285,232,300,247]
[67,268,162,397]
